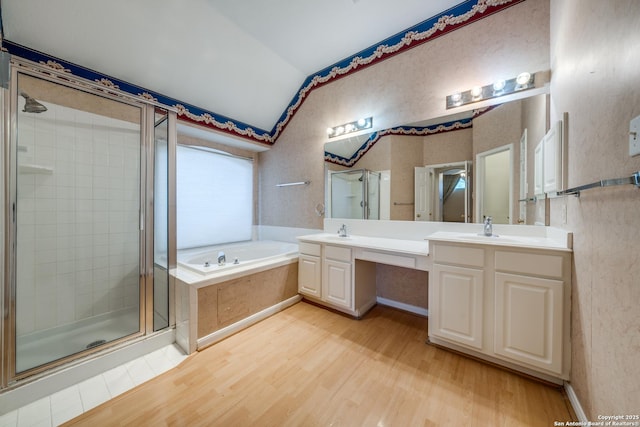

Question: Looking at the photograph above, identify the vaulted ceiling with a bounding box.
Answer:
[3,0,465,134]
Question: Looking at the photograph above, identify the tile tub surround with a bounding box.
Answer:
[197,263,299,339]
[175,245,301,354]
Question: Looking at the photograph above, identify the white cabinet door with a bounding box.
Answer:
[494,272,564,374]
[414,166,431,221]
[430,264,484,350]
[324,259,352,309]
[534,141,544,196]
[298,254,321,298]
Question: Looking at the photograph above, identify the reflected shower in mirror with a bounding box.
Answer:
[327,169,385,220]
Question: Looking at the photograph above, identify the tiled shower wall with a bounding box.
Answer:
[16,101,140,336]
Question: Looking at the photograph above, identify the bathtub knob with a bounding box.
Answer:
[204,261,210,267]
[234,258,240,264]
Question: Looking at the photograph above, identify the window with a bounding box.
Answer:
[176,145,253,249]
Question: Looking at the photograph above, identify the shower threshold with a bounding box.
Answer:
[15,307,139,374]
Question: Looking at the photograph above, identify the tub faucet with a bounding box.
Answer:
[483,216,493,237]
[338,224,348,237]
[217,251,226,266]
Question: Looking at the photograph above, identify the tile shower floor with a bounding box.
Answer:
[0,344,187,427]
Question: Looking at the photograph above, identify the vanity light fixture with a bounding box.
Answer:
[446,72,536,109]
[327,117,373,138]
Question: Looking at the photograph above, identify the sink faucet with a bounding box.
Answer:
[483,216,493,236]
[338,224,348,237]
[217,251,226,266]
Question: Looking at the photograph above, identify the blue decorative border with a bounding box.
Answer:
[324,103,501,167]
[325,118,473,167]
[2,41,274,145]
[271,0,523,140]
[1,0,522,146]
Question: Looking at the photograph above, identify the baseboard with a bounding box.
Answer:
[197,295,302,350]
[376,297,428,317]
[564,382,588,422]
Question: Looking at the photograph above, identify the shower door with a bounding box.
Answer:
[8,71,145,378]
[328,169,381,220]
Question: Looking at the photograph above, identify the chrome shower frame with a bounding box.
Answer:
[0,58,177,388]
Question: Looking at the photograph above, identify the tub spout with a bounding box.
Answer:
[217,251,226,266]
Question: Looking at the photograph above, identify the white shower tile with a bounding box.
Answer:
[164,344,188,366]
[19,198,36,212]
[125,357,156,386]
[50,387,84,426]
[92,153,108,167]
[57,248,75,262]
[16,211,35,226]
[16,396,51,427]
[0,410,17,427]
[52,405,83,426]
[144,348,176,376]
[78,375,110,412]
[34,185,56,200]
[103,365,135,398]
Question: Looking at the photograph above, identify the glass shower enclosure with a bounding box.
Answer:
[2,64,175,385]
[328,169,381,220]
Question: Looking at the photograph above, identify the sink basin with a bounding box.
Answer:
[427,232,534,245]
[324,235,352,241]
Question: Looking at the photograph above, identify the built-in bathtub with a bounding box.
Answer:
[177,240,299,275]
[174,240,301,354]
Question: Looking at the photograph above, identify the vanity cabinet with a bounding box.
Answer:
[298,243,357,314]
[428,239,571,382]
[323,245,353,309]
[430,245,485,350]
[493,251,566,375]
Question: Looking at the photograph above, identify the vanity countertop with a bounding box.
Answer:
[297,233,430,257]
[426,231,572,252]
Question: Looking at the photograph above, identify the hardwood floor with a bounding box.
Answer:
[65,302,575,426]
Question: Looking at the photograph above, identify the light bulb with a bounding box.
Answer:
[345,123,355,133]
[357,118,367,127]
[451,92,462,102]
[327,127,334,136]
[336,126,345,135]
[516,72,532,85]
[471,86,483,98]
[493,80,506,92]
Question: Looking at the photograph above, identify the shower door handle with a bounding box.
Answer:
[140,210,144,231]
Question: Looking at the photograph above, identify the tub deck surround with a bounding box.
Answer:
[173,239,301,355]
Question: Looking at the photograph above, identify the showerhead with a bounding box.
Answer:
[20,92,47,113]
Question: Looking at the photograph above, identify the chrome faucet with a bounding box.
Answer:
[338,224,348,237]
[483,216,493,237]
[217,251,226,266]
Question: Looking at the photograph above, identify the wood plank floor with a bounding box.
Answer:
[65,302,576,426]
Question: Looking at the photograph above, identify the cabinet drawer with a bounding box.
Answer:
[495,251,564,278]
[298,242,321,257]
[433,244,484,268]
[325,245,352,262]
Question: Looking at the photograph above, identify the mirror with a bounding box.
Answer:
[324,93,549,225]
